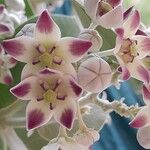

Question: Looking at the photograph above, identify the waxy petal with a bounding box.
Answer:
[26,100,53,130]
[0,24,11,35]
[129,106,150,128]
[56,37,92,63]
[123,6,134,20]
[137,126,150,149]
[2,36,38,63]
[78,57,112,93]
[10,76,42,100]
[127,59,149,84]
[98,5,123,28]
[115,28,124,40]
[5,55,17,69]
[133,35,150,58]
[123,10,140,38]
[0,70,13,85]
[107,0,122,7]
[35,10,61,45]
[142,85,150,105]
[53,100,76,129]
[118,66,131,80]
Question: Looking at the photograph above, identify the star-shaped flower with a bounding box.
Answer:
[10,68,83,130]
[2,10,92,79]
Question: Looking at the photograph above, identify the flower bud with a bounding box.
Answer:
[78,57,112,93]
[84,0,123,28]
[78,29,103,53]
[5,0,25,11]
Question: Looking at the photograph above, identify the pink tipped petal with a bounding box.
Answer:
[56,37,92,62]
[26,100,52,130]
[123,10,140,38]
[53,100,76,129]
[0,70,13,85]
[127,59,149,84]
[2,36,38,63]
[10,76,42,100]
[137,126,150,149]
[98,5,123,28]
[133,35,150,58]
[78,57,112,93]
[115,28,124,40]
[0,5,4,14]
[136,29,148,36]
[35,10,61,45]
[5,55,17,69]
[119,66,131,80]
[142,85,150,105]
[129,106,150,128]
[123,6,134,20]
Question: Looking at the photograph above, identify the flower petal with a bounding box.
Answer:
[127,59,149,84]
[123,10,140,38]
[133,35,150,58]
[53,100,77,129]
[55,37,92,63]
[107,0,122,7]
[26,100,52,130]
[10,76,42,100]
[0,70,13,85]
[0,24,11,35]
[142,85,150,105]
[35,10,61,45]
[5,55,17,69]
[129,106,150,128]
[137,125,150,149]
[123,6,134,20]
[21,63,41,80]
[2,36,38,63]
[98,5,123,28]
[118,66,131,80]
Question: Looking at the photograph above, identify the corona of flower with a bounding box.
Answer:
[2,10,92,79]
[114,10,150,83]
[10,68,82,130]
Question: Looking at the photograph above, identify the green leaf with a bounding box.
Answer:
[72,0,116,50]
[24,0,34,18]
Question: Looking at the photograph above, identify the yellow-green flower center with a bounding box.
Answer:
[43,89,57,103]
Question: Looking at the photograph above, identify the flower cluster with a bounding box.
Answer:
[0,0,150,149]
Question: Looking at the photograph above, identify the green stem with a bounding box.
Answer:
[91,49,114,57]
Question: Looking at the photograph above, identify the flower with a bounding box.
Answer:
[84,0,123,28]
[0,45,17,85]
[74,127,99,147]
[77,56,112,93]
[41,137,88,150]
[2,10,92,79]
[113,10,150,83]
[10,68,83,130]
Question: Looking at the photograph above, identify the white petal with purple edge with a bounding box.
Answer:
[129,106,150,128]
[10,76,42,100]
[137,125,150,149]
[123,10,140,38]
[0,70,13,85]
[53,100,77,129]
[2,36,38,63]
[26,100,53,130]
[55,37,92,63]
[35,10,61,45]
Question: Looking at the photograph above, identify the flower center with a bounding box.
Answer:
[118,39,139,64]
[98,0,113,16]
[43,89,56,104]
[33,45,63,68]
